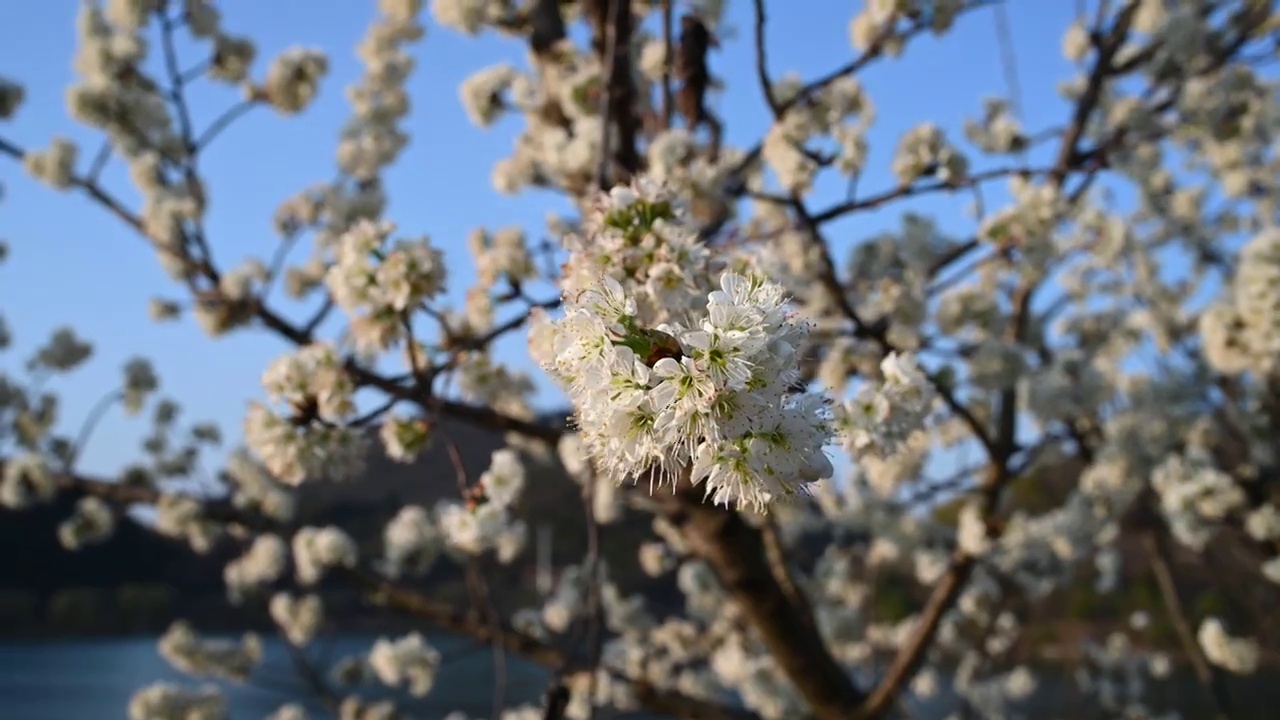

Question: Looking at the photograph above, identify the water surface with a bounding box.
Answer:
[0,634,556,719]
[1,636,1276,719]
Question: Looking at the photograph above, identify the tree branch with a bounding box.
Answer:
[657,483,867,719]
[855,8,1146,715]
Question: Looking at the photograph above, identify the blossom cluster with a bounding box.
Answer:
[325,218,447,355]
[155,493,221,554]
[244,343,368,485]
[831,352,934,461]
[1150,449,1245,552]
[221,450,297,522]
[1200,227,1280,376]
[435,447,529,559]
[761,75,873,193]
[368,632,442,697]
[0,454,55,510]
[222,534,287,602]
[271,592,325,647]
[377,446,531,584]
[535,182,836,511]
[56,496,115,550]
[1197,617,1260,675]
[555,180,715,324]
[157,621,262,683]
[127,683,225,720]
[292,525,358,585]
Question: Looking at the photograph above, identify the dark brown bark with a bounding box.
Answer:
[657,486,867,720]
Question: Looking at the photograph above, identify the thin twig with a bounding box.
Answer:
[595,0,618,190]
[179,57,212,84]
[751,0,781,118]
[992,0,1029,169]
[282,639,340,711]
[66,388,125,472]
[196,100,257,150]
[86,141,113,183]
[660,0,674,129]
[444,437,508,720]
[1145,531,1235,720]
[581,463,603,720]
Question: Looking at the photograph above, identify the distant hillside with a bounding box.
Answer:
[6,423,1275,651]
[0,491,225,594]
[294,414,521,518]
[0,409,674,636]
[928,455,1280,653]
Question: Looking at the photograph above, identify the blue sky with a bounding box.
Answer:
[0,1,1082,480]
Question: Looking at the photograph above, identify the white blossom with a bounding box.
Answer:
[368,633,441,697]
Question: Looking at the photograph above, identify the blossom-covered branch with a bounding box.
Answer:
[2,1,1279,719]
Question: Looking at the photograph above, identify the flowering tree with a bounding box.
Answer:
[1,0,1279,718]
